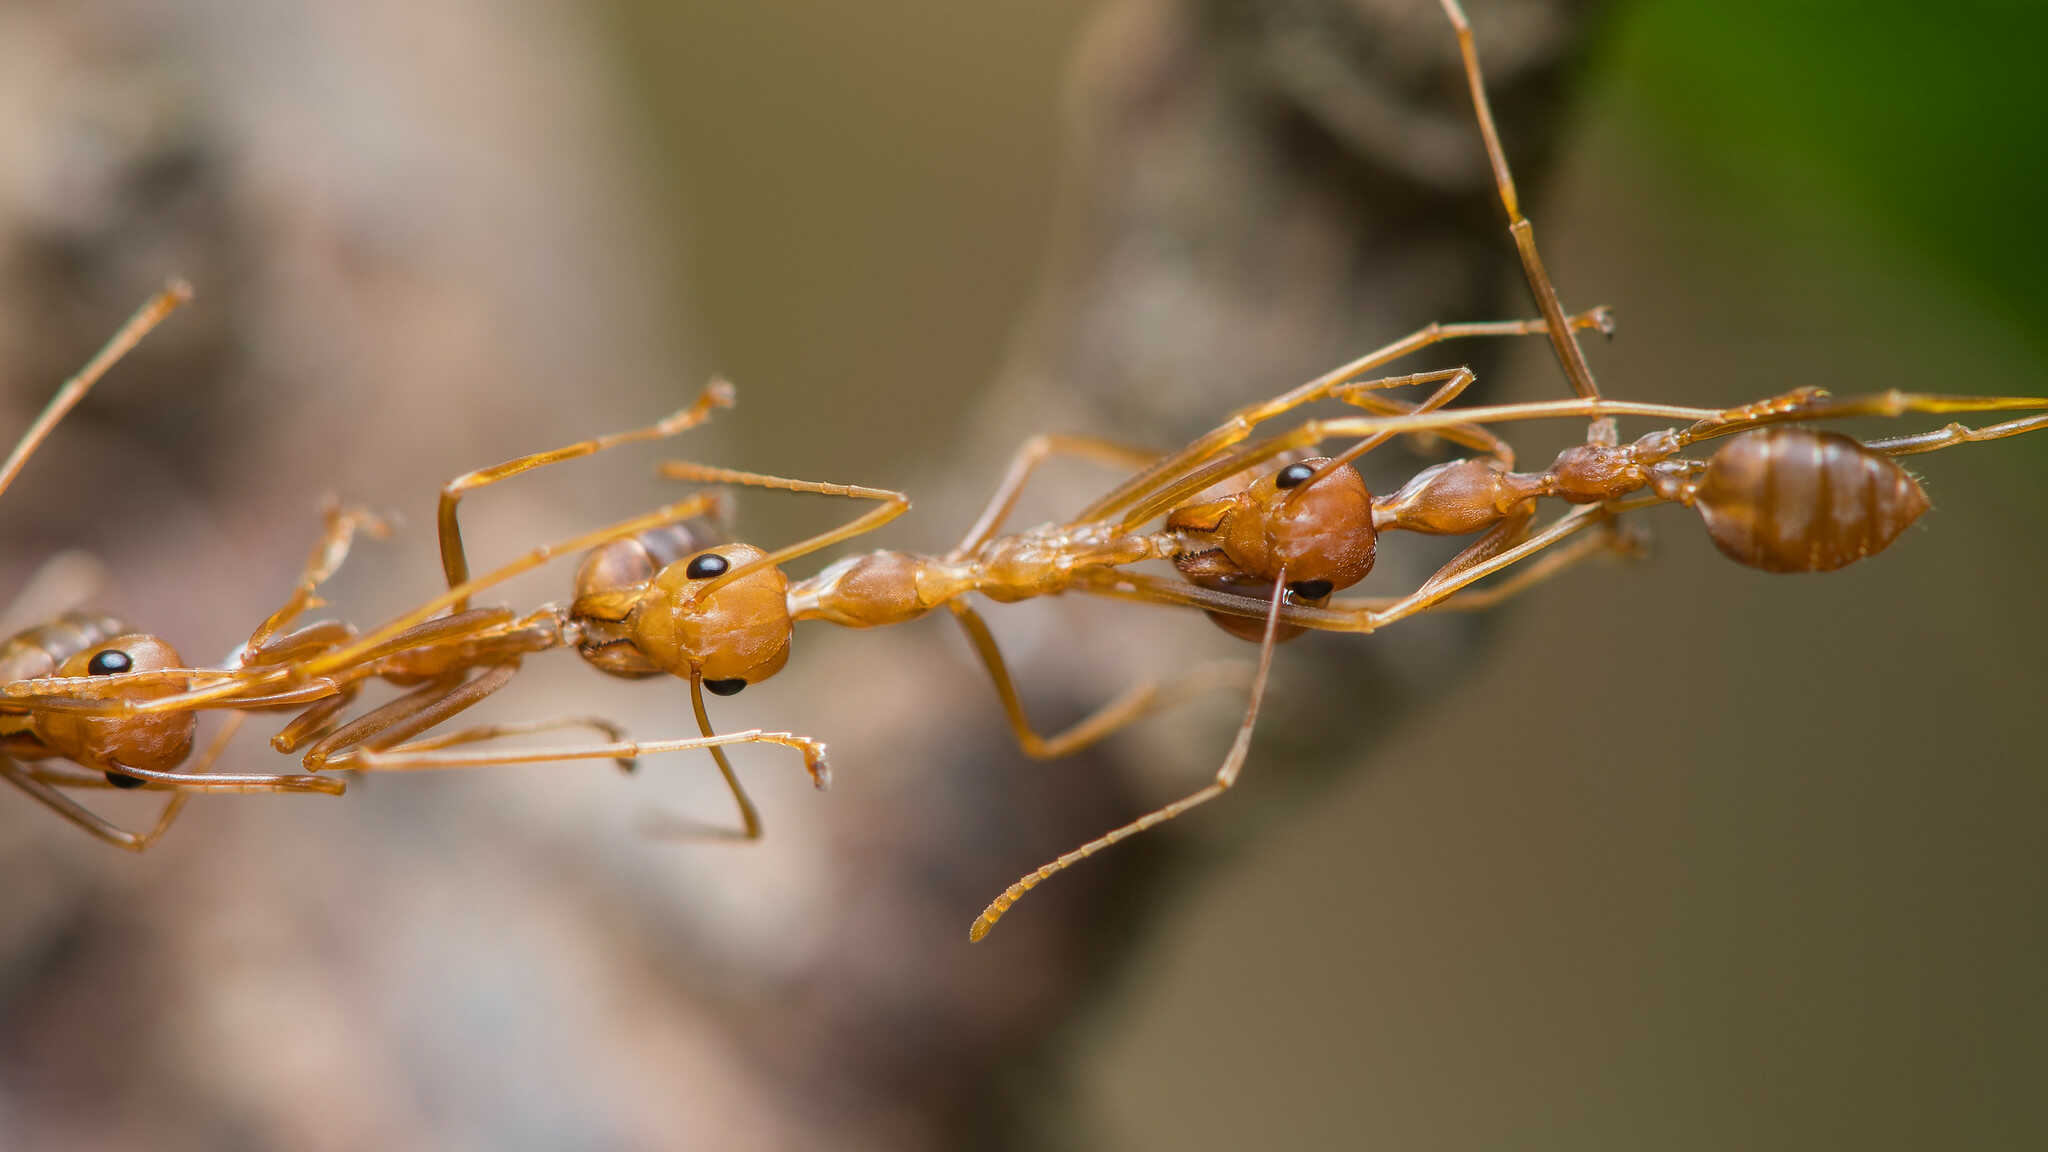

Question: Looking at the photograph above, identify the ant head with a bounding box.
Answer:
[34,634,196,772]
[1173,457,1376,598]
[630,543,793,693]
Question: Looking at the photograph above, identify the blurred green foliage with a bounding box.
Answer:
[1618,0,2048,357]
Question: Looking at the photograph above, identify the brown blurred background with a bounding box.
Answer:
[0,1,2042,1149]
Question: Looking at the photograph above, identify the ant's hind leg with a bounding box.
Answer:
[348,726,831,835]
[1080,309,1615,524]
[1677,389,2048,447]
[357,716,640,773]
[969,566,1290,941]
[439,380,736,604]
[1865,412,2048,457]
[656,462,911,585]
[4,760,177,852]
[302,663,519,771]
[241,504,391,657]
[955,434,1160,554]
[1419,518,1641,612]
[947,602,1242,760]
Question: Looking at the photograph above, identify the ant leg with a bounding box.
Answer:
[1677,389,2048,447]
[1864,412,2048,457]
[4,759,178,852]
[1,711,247,851]
[347,726,825,788]
[240,504,390,657]
[243,621,358,668]
[270,692,353,753]
[0,283,191,502]
[348,722,829,834]
[656,462,911,592]
[1080,308,1615,523]
[1333,369,1516,465]
[440,380,735,605]
[690,674,760,839]
[295,494,722,684]
[1318,504,1618,633]
[1417,519,1639,612]
[2,677,339,725]
[955,434,1160,554]
[969,564,1290,941]
[372,716,639,773]
[1292,368,1488,499]
[1076,502,1624,635]
[947,601,1241,759]
[10,495,725,722]
[303,663,520,771]
[1414,505,1538,593]
[1120,367,1475,531]
[97,760,343,795]
[1436,0,1603,413]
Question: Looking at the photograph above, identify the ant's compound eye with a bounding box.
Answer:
[87,649,133,676]
[703,678,747,697]
[1287,579,1335,601]
[1275,463,1317,490]
[685,553,730,580]
[104,769,146,790]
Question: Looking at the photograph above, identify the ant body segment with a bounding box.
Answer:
[0,286,359,850]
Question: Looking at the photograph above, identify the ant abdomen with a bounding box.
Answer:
[573,519,727,601]
[1692,427,1930,573]
[0,612,128,684]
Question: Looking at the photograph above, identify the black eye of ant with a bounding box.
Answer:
[703,678,747,696]
[1275,463,1317,489]
[1288,579,1334,600]
[685,553,729,580]
[87,649,132,676]
[104,769,146,790]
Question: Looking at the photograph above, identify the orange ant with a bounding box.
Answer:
[953,0,2048,939]
[0,285,362,851]
[32,295,1598,841]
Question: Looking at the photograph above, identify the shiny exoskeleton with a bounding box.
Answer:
[0,613,194,785]
[1,286,350,851]
[1690,427,1929,572]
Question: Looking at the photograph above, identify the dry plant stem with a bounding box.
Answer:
[1437,0,1604,413]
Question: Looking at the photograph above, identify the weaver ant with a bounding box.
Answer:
[38,292,1591,842]
[957,0,2048,939]
[0,286,361,850]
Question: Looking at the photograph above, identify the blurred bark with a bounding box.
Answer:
[0,1,1595,1149]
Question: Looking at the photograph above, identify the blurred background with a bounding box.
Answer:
[0,1,2042,1148]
